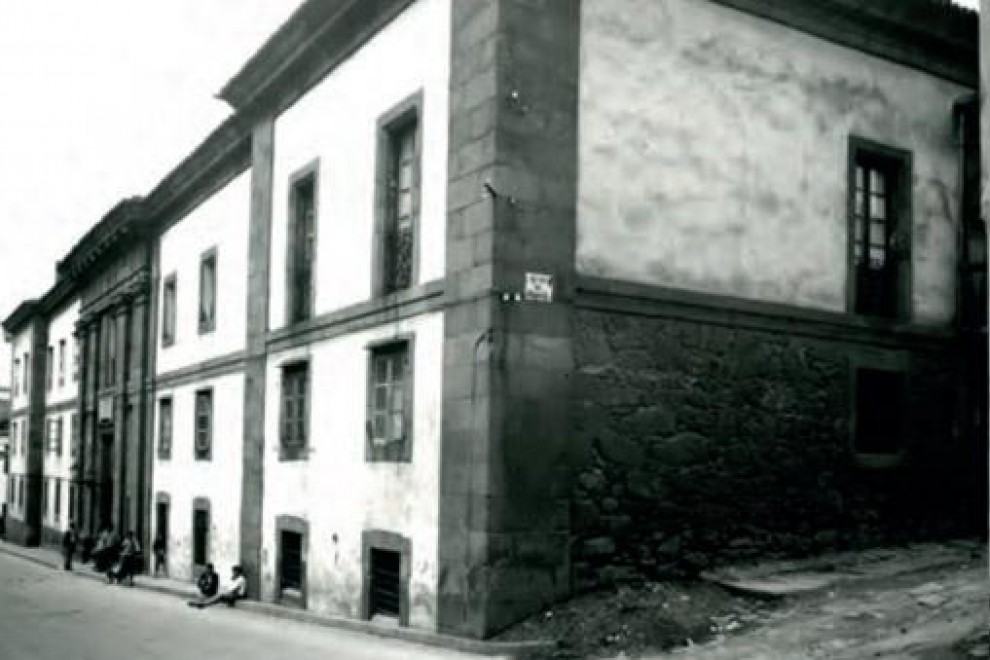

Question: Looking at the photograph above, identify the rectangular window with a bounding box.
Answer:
[280,363,309,460]
[104,318,116,387]
[192,506,209,566]
[367,341,412,462]
[46,419,54,453]
[42,477,49,519]
[158,398,173,460]
[46,346,53,391]
[199,249,217,334]
[194,390,212,461]
[54,480,61,522]
[9,422,15,456]
[280,530,303,592]
[58,339,66,388]
[162,274,177,347]
[18,476,24,509]
[381,118,419,295]
[287,171,317,324]
[22,353,29,395]
[855,369,906,456]
[13,358,19,396]
[849,140,911,319]
[55,417,63,456]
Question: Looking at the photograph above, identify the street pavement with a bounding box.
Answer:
[0,551,486,660]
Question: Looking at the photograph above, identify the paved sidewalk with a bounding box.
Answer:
[0,540,553,659]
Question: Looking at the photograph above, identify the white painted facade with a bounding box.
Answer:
[576,0,968,325]
[153,168,250,579]
[155,171,250,372]
[7,324,32,522]
[261,0,451,629]
[153,373,244,580]
[42,299,79,534]
[267,0,450,329]
[262,311,444,627]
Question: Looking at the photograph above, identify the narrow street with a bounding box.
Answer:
[0,552,484,660]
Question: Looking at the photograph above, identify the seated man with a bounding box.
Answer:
[189,565,246,609]
[196,563,219,599]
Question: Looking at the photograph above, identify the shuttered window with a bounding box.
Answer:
[280,363,308,460]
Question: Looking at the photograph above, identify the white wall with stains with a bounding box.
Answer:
[267,0,450,330]
[577,0,969,324]
[152,372,244,580]
[261,311,444,629]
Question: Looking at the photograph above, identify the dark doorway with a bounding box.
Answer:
[156,500,169,545]
[369,548,401,618]
[192,505,209,570]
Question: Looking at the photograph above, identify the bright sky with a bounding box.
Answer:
[0,1,304,385]
[0,0,981,386]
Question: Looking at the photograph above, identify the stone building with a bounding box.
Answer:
[3,0,984,641]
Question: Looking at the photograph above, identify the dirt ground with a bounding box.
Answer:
[498,540,988,659]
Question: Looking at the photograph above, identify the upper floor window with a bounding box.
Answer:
[158,397,173,460]
[376,98,420,297]
[162,274,177,347]
[287,168,317,325]
[849,139,912,320]
[58,339,66,388]
[103,317,116,387]
[46,346,53,391]
[13,358,20,396]
[366,340,412,462]
[194,389,212,461]
[199,248,217,334]
[22,353,29,395]
[279,362,309,461]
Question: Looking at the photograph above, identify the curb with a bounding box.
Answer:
[0,543,555,658]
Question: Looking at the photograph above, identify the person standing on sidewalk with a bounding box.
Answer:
[152,532,168,577]
[61,522,78,571]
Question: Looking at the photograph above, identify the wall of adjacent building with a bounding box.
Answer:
[568,0,980,589]
[152,168,251,581]
[576,0,968,325]
[41,299,79,544]
[153,373,244,580]
[267,0,450,329]
[156,170,250,372]
[6,324,32,535]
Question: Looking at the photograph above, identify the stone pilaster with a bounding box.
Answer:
[240,116,274,598]
[438,0,580,637]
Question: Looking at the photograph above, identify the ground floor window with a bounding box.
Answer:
[855,368,906,456]
[362,530,410,625]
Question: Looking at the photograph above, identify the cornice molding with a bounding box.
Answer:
[709,0,977,86]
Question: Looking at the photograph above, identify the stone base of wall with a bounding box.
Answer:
[572,308,985,590]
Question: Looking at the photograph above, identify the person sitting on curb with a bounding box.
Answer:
[196,563,219,599]
[108,530,141,586]
[189,565,247,609]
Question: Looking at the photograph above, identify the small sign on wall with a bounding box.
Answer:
[524,272,554,303]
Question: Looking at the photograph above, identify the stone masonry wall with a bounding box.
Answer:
[572,307,981,589]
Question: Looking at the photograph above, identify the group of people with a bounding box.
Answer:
[61,522,146,585]
[60,520,246,607]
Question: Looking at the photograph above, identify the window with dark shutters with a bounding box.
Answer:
[280,363,308,460]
